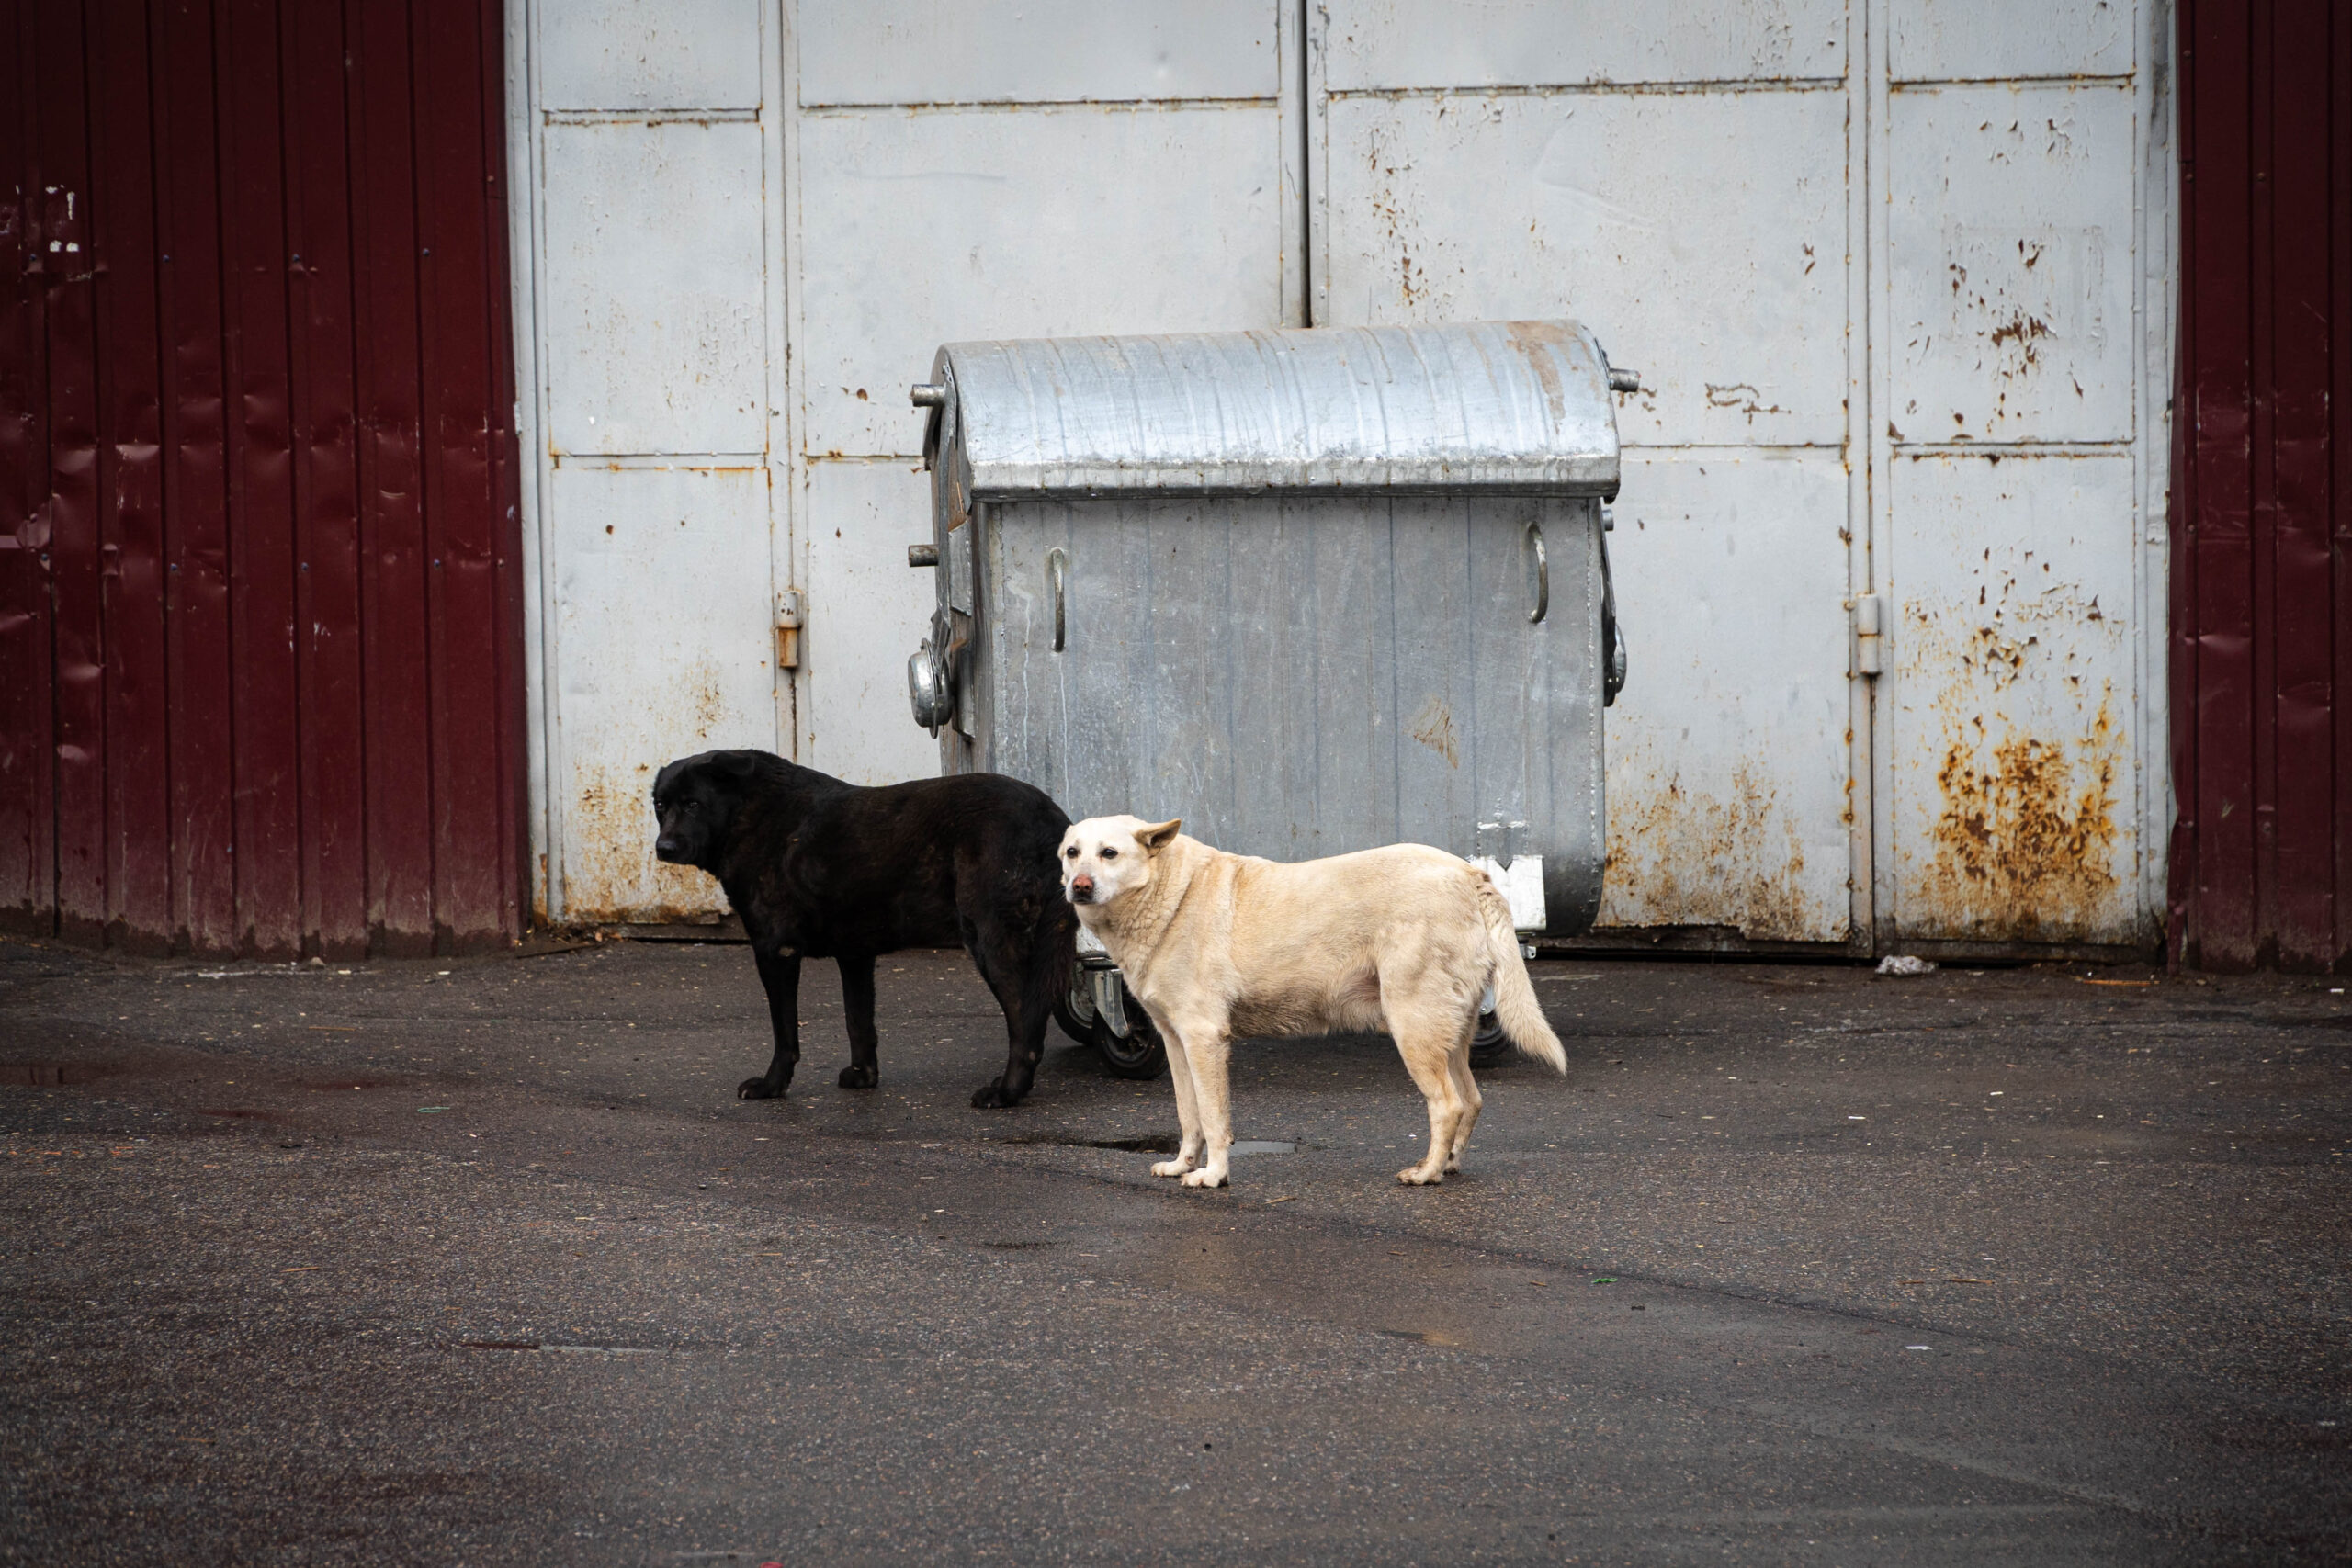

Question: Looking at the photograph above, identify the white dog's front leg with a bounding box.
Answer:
[1178,1029,1235,1188]
[1152,1021,1204,1178]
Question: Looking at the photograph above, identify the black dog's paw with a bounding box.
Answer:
[737,1077,788,1100]
[837,1064,878,1089]
[969,1081,1024,1110]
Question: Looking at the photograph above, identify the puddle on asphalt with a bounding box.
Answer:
[1,1063,126,1087]
[993,1133,1181,1154]
[455,1340,663,1356]
[991,1134,1296,1156]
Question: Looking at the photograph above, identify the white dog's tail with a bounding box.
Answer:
[1477,878,1566,1074]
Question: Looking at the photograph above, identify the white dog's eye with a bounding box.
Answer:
[1064,847,1078,858]
[1101,847,1118,859]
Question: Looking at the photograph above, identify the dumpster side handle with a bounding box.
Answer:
[1524,522,1547,625]
[1046,547,1069,652]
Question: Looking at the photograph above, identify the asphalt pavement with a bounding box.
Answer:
[2,934,2346,1565]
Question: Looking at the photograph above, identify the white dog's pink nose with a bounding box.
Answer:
[1069,874,1095,898]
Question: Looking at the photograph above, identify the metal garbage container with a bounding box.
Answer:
[904,320,1634,1072]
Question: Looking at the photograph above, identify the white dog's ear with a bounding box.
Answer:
[1137,818,1182,852]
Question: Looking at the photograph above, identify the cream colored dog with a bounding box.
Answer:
[1058,816,1566,1188]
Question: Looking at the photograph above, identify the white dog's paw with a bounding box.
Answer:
[1396,1165,1446,1186]
[1150,1157,1193,1178]
[1181,1167,1229,1189]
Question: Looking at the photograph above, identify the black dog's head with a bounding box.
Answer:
[651,750,765,872]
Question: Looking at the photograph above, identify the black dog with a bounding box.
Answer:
[651,750,1075,1109]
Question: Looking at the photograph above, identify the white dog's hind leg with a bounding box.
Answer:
[1443,1033,1484,1174]
[1152,1023,1204,1178]
[1177,1028,1236,1188]
[1391,1020,1467,1185]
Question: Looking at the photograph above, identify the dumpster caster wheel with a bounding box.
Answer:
[1467,1011,1513,1069]
[1056,971,1169,1080]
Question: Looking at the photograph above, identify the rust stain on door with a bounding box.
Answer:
[1596,752,1849,942]
[1925,701,2121,937]
[566,761,725,925]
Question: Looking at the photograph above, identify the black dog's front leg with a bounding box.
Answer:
[836,953,879,1088]
[739,946,803,1100]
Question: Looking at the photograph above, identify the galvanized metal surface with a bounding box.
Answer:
[918,320,1616,934]
[972,494,1609,934]
[2169,0,2351,973]
[0,0,526,958]
[932,320,1623,498]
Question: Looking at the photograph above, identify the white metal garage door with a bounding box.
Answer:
[509,0,2171,952]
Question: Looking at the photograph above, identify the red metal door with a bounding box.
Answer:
[2170,0,2352,972]
[0,0,524,957]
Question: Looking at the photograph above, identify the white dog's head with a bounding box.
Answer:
[1059,815,1182,908]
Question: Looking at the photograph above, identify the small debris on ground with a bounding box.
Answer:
[1876,955,1937,977]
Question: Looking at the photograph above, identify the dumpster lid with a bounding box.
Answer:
[927,320,1623,500]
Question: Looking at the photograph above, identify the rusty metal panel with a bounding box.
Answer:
[793,104,1287,461]
[797,0,1279,107]
[1318,0,1847,90]
[1878,13,2167,954]
[547,464,776,919]
[1594,453,1857,942]
[538,0,763,111]
[1886,84,2138,446]
[538,119,767,457]
[517,0,780,924]
[1890,0,2136,84]
[1319,90,1849,447]
[1888,454,2146,944]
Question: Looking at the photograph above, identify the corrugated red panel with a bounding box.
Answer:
[0,0,523,957]
[0,6,54,939]
[2171,0,2351,973]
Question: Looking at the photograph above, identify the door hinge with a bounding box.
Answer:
[776,589,805,670]
[1852,593,1884,677]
